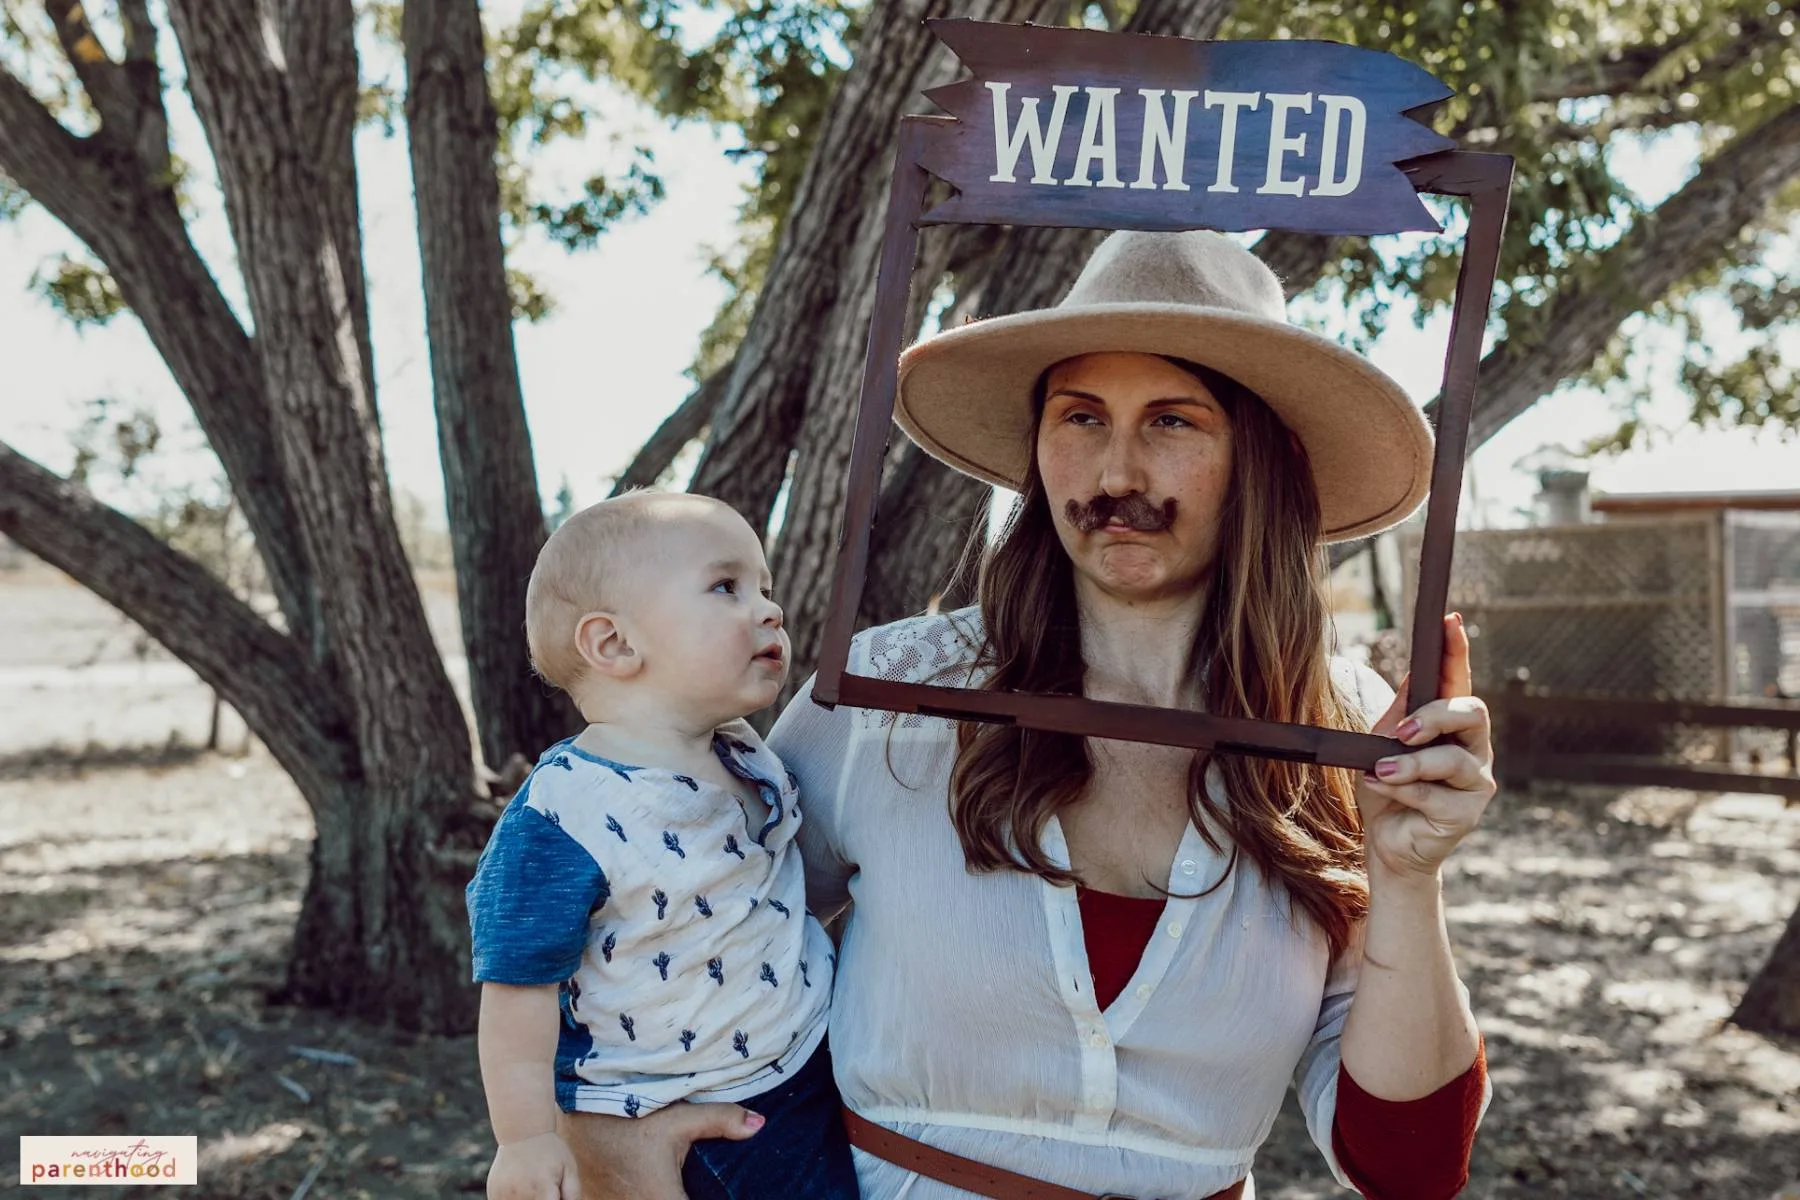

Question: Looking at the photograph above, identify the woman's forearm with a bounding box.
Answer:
[1337,866,1481,1100]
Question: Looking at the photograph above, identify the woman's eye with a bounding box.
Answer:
[1065,410,1101,426]
[1153,413,1194,428]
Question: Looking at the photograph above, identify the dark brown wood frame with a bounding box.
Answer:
[810,100,1514,773]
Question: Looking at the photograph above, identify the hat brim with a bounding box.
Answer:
[895,304,1433,544]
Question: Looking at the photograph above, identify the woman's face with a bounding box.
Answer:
[1035,352,1235,603]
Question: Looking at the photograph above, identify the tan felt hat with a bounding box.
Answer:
[894,229,1434,543]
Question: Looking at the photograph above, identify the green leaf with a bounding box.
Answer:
[507,267,556,323]
[528,153,666,251]
[0,169,30,220]
[31,254,127,328]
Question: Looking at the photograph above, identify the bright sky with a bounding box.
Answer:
[0,33,1794,536]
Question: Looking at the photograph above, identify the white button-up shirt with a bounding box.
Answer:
[768,608,1442,1198]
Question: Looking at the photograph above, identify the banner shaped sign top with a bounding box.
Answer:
[919,20,1456,235]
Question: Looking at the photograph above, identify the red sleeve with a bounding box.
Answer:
[1330,1039,1486,1199]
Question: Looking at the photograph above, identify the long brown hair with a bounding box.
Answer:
[947,358,1370,957]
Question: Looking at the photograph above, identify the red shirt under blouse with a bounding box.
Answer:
[1077,886,1484,1200]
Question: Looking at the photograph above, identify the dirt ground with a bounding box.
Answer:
[3,569,1800,1197]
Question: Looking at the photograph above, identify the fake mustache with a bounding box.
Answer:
[1064,493,1178,533]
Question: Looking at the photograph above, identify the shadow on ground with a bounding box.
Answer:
[3,750,1798,1197]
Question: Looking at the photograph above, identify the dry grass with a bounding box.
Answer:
[4,749,1797,1197]
[0,750,493,1198]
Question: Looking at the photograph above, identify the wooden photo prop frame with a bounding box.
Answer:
[811,19,1514,773]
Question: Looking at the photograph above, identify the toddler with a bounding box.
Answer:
[466,492,854,1200]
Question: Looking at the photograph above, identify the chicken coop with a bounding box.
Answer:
[1403,490,1800,761]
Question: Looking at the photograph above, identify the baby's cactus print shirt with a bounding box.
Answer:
[466,719,833,1117]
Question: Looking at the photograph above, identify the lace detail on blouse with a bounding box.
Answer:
[850,608,988,731]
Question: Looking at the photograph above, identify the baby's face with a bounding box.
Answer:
[623,505,789,722]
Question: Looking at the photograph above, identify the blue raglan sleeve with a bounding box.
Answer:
[466,794,609,985]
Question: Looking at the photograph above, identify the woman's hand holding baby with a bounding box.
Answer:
[558,1102,765,1200]
[488,1131,581,1200]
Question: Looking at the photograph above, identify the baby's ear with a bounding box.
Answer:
[574,611,640,679]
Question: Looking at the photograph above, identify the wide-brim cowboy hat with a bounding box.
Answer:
[894,229,1433,543]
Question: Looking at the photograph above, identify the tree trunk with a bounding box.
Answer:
[167,0,483,1032]
[0,449,417,1009]
[739,0,1264,665]
[403,0,580,769]
[863,447,992,625]
[0,444,358,801]
[278,0,380,410]
[688,0,1061,539]
[748,0,1244,703]
[1733,898,1800,1037]
[857,221,1110,628]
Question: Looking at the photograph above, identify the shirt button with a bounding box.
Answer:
[1179,858,1198,876]
[1135,984,1153,1000]
[1089,1032,1108,1049]
[1166,921,1183,938]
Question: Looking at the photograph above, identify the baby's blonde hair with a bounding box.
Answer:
[525,491,724,691]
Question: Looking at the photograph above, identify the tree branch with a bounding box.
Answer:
[793,0,1240,650]
[0,59,315,646]
[1254,231,1342,299]
[688,0,1066,537]
[1328,110,1800,577]
[43,0,170,179]
[119,0,157,64]
[44,0,130,124]
[610,366,731,496]
[1527,46,1668,105]
[167,0,474,812]
[1455,103,1800,450]
[0,67,107,216]
[405,0,578,766]
[0,442,357,803]
[280,0,377,403]
[1527,9,1791,105]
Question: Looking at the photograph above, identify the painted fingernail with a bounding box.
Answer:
[744,1113,766,1132]
[1363,771,1381,785]
[1396,718,1423,741]
[1375,759,1400,779]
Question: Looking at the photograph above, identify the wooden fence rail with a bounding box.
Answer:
[1493,676,1800,802]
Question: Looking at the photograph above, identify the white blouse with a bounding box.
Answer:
[767,608,1441,1199]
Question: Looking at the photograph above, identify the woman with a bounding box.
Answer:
[564,230,1495,1198]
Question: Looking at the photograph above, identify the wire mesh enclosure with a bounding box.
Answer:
[1728,512,1800,701]
[1403,510,1800,760]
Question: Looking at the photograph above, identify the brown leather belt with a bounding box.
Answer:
[842,1107,1247,1200]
